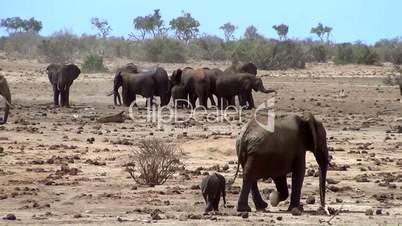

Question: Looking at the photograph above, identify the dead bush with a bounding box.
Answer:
[126,138,182,186]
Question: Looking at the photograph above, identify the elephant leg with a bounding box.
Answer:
[212,195,220,211]
[237,179,252,212]
[228,96,235,106]
[238,93,248,108]
[209,94,216,106]
[60,90,66,107]
[199,94,208,108]
[64,86,70,107]
[247,92,255,109]
[205,195,213,213]
[202,193,208,204]
[288,161,306,211]
[52,85,60,107]
[251,181,268,210]
[273,175,289,202]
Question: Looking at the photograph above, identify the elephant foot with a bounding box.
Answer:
[236,204,252,212]
[254,200,268,211]
[287,205,304,214]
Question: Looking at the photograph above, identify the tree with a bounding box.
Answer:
[244,25,264,40]
[219,22,236,42]
[311,23,332,44]
[131,9,167,40]
[272,24,289,40]
[169,11,200,44]
[90,17,112,38]
[0,17,42,34]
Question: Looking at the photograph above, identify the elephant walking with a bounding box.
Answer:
[171,68,210,108]
[233,113,329,213]
[113,66,170,107]
[0,75,11,124]
[215,73,275,109]
[47,64,81,107]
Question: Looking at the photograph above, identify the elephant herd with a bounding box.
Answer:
[113,62,276,110]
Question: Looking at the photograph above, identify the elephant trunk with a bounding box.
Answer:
[260,87,276,94]
[318,162,328,208]
[113,85,122,106]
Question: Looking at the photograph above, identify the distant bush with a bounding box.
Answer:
[126,138,182,186]
[142,38,187,63]
[3,32,41,56]
[189,35,227,61]
[308,44,328,63]
[390,45,402,65]
[232,39,305,70]
[38,30,77,63]
[82,54,107,73]
[335,43,379,65]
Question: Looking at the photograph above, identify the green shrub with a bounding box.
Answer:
[189,35,227,61]
[390,46,402,65]
[334,43,354,64]
[335,43,379,65]
[232,39,305,70]
[81,54,107,73]
[142,38,186,63]
[308,45,328,63]
[3,32,41,56]
[38,30,77,63]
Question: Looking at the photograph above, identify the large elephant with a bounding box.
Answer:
[113,67,170,107]
[224,62,257,75]
[0,75,11,124]
[171,68,210,108]
[47,64,81,107]
[215,73,275,109]
[233,113,329,213]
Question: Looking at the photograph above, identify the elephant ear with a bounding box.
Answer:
[304,112,318,151]
[171,69,182,85]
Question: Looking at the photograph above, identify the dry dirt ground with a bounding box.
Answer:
[0,55,401,225]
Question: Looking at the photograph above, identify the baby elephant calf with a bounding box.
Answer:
[201,172,226,212]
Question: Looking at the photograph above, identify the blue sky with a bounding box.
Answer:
[0,0,401,44]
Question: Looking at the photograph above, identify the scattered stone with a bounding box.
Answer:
[291,207,302,216]
[276,216,282,221]
[375,209,383,215]
[3,213,16,220]
[240,212,249,218]
[306,195,315,204]
[365,208,374,216]
[73,213,82,218]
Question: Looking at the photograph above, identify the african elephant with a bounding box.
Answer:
[171,68,210,108]
[224,62,257,75]
[0,75,11,124]
[215,73,275,109]
[204,68,223,106]
[47,64,81,107]
[399,77,402,96]
[113,67,170,107]
[171,84,188,108]
[201,173,227,213]
[233,113,329,213]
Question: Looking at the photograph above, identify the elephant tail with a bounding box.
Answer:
[228,133,247,185]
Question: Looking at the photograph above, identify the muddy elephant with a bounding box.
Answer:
[171,68,210,108]
[0,75,11,124]
[47,64,81,107]
[215,73,275,109]
[113,67,170,107]
[233,113,329,213]
[201,173,227,213]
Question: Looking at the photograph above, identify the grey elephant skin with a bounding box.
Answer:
[47,64,81,107]
[113,66,170,107]
[201,173,227,212]
[399,77,402,95]
[0,75,11,124]
[215,73,275,109]
[170,84,187,108]
[171,68,210,108]
[234,113,329,213]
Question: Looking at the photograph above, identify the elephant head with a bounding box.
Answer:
[0,75,11,125]
[239,62,257,75]
[250,77,276,94]
[304,113,329,208]
[57,64,80,91]
[171,69,183,86]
